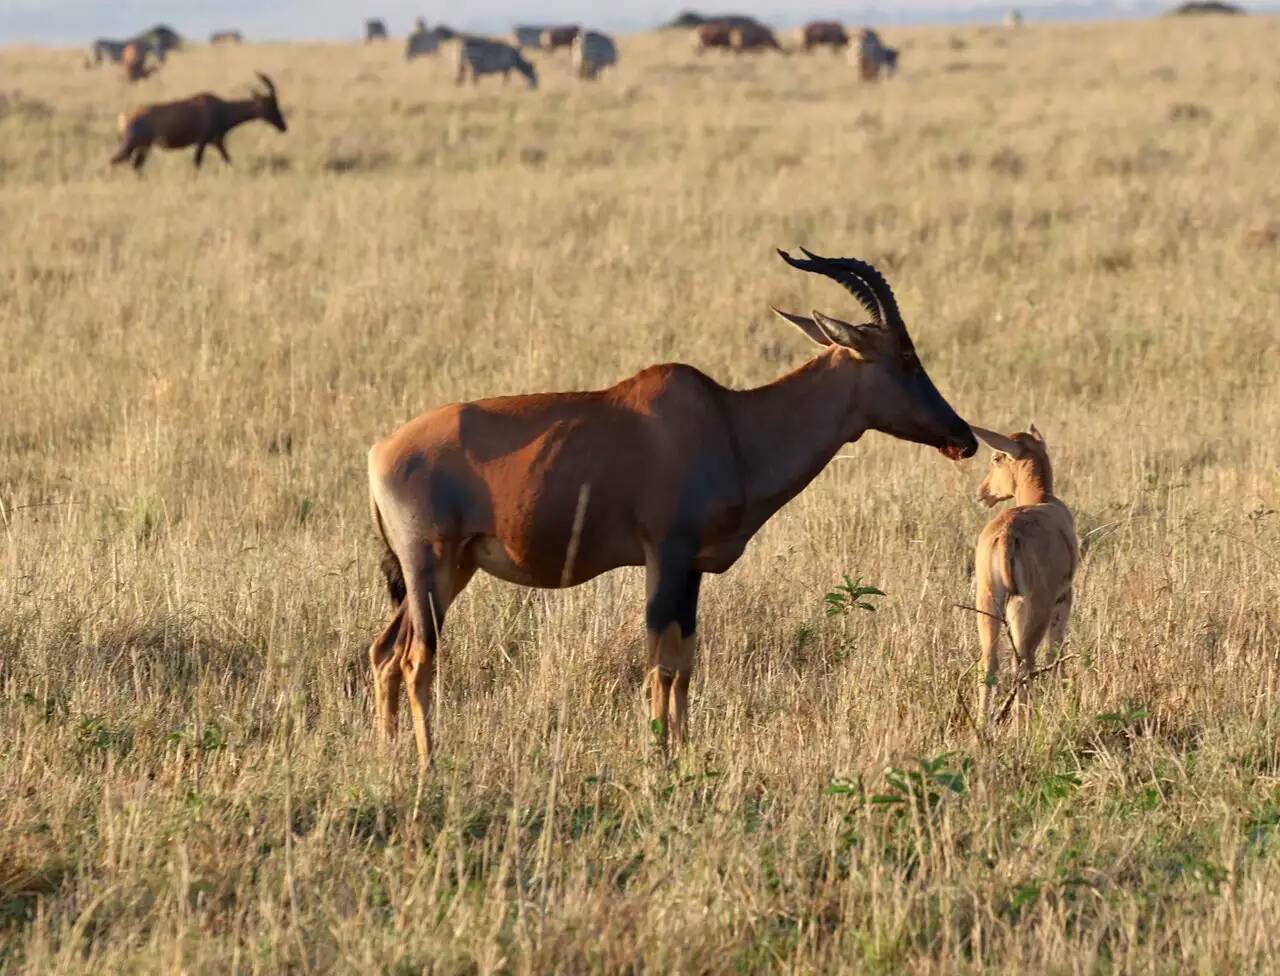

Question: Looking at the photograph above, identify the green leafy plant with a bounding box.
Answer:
[870,753,970,817]
[824,576,885,617]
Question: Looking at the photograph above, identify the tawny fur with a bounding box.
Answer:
[367,249,977,771]
[971,425,1078,724]
[121,43,155,83]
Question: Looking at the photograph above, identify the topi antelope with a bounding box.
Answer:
[971,425,1077,724]
[366,249,977,770]
[110,73,286,172]
[541,25,581,52]
[802,21,850,52]
[694,22,733,52]
[122,43,155,83]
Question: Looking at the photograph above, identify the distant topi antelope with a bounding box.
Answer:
[122,43,155,83]
[366,249,977,771]
[110,72,286,172]
[802,21,850,52]
[971,425,1077,724]
[542,25,581,52]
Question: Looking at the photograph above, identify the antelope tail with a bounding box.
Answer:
[370,494,406,607]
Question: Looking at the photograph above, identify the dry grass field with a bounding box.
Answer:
[3,14,1280,972]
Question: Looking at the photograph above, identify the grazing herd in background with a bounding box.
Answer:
[91,14,908,89]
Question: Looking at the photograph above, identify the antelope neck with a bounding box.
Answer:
[1014,465,1054,507]
[223,99,264,128]
[722,350,864,511]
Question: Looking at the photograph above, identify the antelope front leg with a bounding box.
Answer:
[644,542,701,754]
[669,573,702,745]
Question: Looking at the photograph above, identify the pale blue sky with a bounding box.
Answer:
[0,0,1271,44]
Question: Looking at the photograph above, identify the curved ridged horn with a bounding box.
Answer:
[800,247,903,328]
[773,247,885,326]
[255,72,277,97]
[773,247,906,330]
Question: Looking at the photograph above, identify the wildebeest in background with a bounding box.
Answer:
[1167,1,1244,12]
[110,72,287,172]
[855,28,899,80]
[802,21,849,52]
[541,25,581,52]
[90,39,132,65]
[365,19,389,42]
[138,25,183,59]
[731,22,785,54]
[89,26,182,67]
[456,37,538,89]
[574,31,617,80]
[406,18,455,59]
[663,11,760,30]
[512,25,548,48]
[210,30,244,45]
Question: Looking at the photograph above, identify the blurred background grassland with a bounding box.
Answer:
[1,14,1279,972]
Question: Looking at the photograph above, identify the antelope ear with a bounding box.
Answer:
[770,306,831,347]
[1028,423,1046,447]
[811,310,878,360]
[970,425,1025,459]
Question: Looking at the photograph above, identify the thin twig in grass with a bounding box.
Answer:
[993,655,1078,726]
[952,602,1019,664]
[952,602,1076,727]
[944,659,980,737]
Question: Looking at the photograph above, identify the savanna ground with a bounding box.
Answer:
[2,14,1280,972]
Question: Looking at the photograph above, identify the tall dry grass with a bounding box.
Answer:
[2,15,1280,972]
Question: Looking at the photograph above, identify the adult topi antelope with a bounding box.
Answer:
[110,73,286,172]
[971,425,1077,723]
[367,249,978,770]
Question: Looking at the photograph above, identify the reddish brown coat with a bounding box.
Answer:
[541,25,580,51]
[802,21,849,51]
[366,250,977,770]
[110,73,286,171]
[694,22,733,51]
